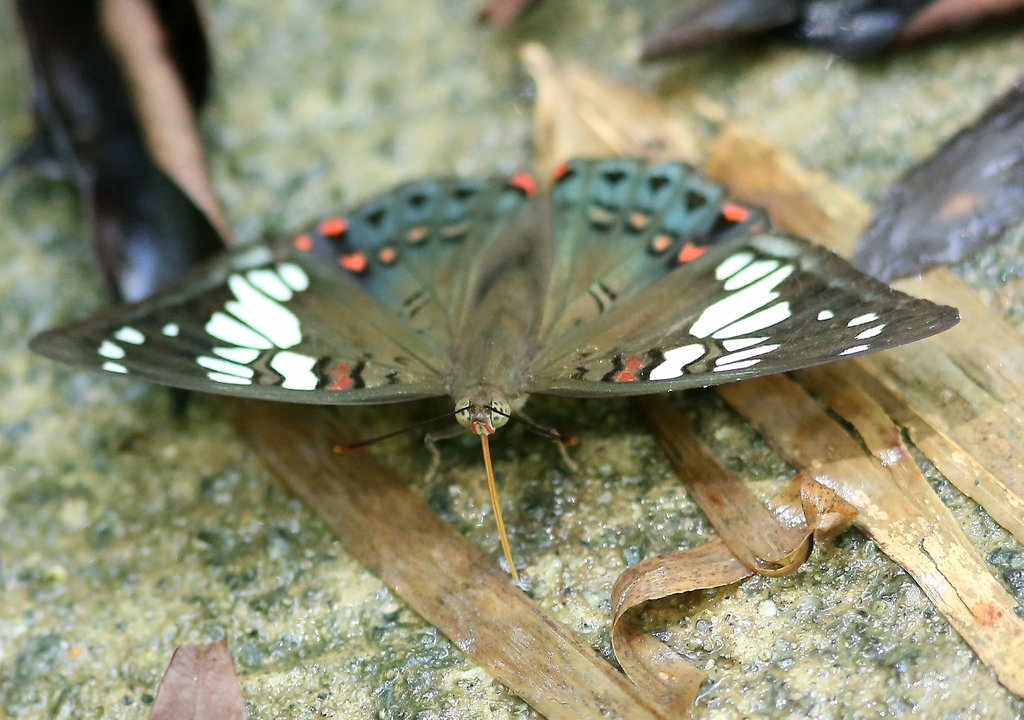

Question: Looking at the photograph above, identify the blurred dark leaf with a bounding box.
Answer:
[642,0,1023,60]
[152,0,212,110]
[148,640,247,720]
[853,80,1024,281]
[6,0,224,303]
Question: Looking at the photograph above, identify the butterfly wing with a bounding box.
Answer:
[297,173,538,345]
[30,244,455,403]
[31,173,540,403]
[527,160,958,397]
[536,158,768,342]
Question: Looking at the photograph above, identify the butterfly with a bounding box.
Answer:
[30,158,959,579]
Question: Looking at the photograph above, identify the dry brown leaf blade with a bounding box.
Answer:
[228,400,669,720]
[520,42,701,181]
[148,640,246,720]
[611,539,746,719]
[636,396,810,574]
[610,469,856,718]
[718,375,1024,695]
[609,396,857,717]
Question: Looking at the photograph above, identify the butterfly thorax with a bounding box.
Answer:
[446,250,541,435]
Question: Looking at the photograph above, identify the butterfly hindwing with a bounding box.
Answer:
[284,173,537,346]
[537,158,767,341]
[528,228,959,396]
[30,245,451,403]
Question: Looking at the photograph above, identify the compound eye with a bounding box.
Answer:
[455,398,473,429]
[489,399,511,429]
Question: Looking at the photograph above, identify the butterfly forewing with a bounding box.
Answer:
[527,230,958,396]
[30,246,450,404]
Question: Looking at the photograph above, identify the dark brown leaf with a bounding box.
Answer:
[8,0,227,303]
[853,80,1024,281]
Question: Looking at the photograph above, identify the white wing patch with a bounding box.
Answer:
[649,344,706,381]
[643,247,894,383]
[715,252,754,281]
[690,264,794,339]
[98,340,125,360]
[97,263,319,391]
[715,343,780,367]
[202,263,313,387]
[206,312,274,349]
[224,274,302,349]
[848,313,878,327]
[856,324,885,340]
[270,351,319,390]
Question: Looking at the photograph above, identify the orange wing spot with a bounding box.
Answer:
[339,252,368,273]
[677,242,706,263]
[722,204,750,223]
[629,212,649,230]
[293,234,313,252]
[510,172,538,197]
[328,362,354,390]
[406,225,429,243]
[319,217,349,237]
[612,355,645,383]
[553,163,571,181]
[650,234,672,253]
[378,246,397,264]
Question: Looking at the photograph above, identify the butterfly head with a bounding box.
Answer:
[455,396,511,436]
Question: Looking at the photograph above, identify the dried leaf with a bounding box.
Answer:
[610,438,856,718]
[148,640,246,720]
[852,80,1024,281]
[520,43,701,182]
[228,400,670,720]
[527,41,1024,702]
[640,0,1022,61]
[899,0,1024,42]
[641,0,801,61]
[718,375,1024,695]
[637,396,811,575]
[704,121,869,256]
[102,0,231,242]
[9,0,227,303]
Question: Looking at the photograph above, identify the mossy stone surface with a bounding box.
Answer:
[1,1,1024,717]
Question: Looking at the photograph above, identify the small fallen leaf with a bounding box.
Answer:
[148,640,246,720]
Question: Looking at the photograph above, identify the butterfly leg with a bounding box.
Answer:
[423,426,467,484]
[514,412,580,474]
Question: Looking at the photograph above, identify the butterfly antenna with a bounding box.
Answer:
[333,409,460,453]
[489,406,579,446]
[480,433,519,582]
